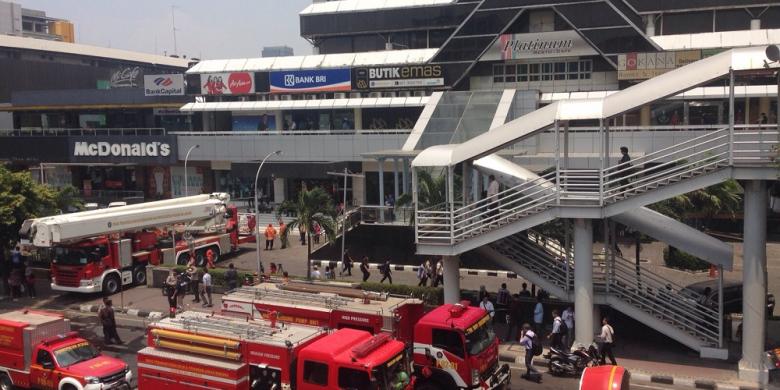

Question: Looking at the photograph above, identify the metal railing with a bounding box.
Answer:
[416,126,779,245]
[171,129,412,136]
[494,231,721,347]
[0,128,166,136]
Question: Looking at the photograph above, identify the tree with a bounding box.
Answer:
[278,187,338,280]
[649,179,742,227]
[396,169,458,224]
[0,165,82,249]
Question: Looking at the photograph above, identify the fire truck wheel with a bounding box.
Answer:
[133,266,147,285]
[195,250,206,267]
[62,384,76,390]
[415,380,443,390]
[0,373,12,390]
[103,274,120,295]
[176,253,189,265]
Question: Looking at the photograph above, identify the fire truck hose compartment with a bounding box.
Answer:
[155,339,242,360]
[151,329,241,349]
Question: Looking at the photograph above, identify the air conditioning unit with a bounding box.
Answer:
[281,95,293,101]
[334,92,347,99]
[398,90,412,97]
[369,92,382,98]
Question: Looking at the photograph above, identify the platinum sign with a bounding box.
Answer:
[73,142,171,157]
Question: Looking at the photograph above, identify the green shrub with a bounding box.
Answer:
[664,246,710,271]
[360,282,443,306]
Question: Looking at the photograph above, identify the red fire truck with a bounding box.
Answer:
[20,193,252,295]
[222,283,511,389]
[0,310,131,390]
[137,311,413,390]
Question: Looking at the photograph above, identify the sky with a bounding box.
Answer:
[18,0,314,59]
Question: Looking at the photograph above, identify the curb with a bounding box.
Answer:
[310,260,517,279]
[500,347,764,390]
[74,304,163,320]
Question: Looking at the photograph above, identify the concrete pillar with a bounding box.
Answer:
[273,110,284,130]
[273,177,286,204]
[354,108,362,130]
[645,14,655,36]
[750,19,761,30]
[640,105,652,126]
[352,176,365,206]
[378,158,385,223]
[443,256,461,304]
[402,158,409,195]
[574,218,595,348]
[462,161,472,204]
[393,158,400,201]
[592,305,602,335]
[739,180,768,384]
[472,168,480,201]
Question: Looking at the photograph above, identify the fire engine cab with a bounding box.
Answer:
[137,311,412,390]
[20,193,251,295]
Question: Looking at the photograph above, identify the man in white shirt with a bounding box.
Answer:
[547,310,564,351]
[599,317,617,365]
[486,175,499,218]
[561,306,574,348]
[479,296,495,320]
[519,324,540,377]
[311,266,321,279]
[200,267,213,307]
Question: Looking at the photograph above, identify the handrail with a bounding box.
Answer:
[0,128,167,136]
[171,129,412,136]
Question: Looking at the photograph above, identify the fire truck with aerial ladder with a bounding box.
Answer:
[19,193,253,295]
[221,282,511,389]
[0,310,131,390]
[137,310,414,390]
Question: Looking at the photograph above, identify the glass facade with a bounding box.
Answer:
[493,60,592,83]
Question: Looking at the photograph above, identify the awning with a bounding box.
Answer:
[180,96,429,112]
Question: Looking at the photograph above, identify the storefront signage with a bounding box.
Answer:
[110,66,142,88]
[269,68,351,93]
[482,30,598,61]
[617,50,701,80]
[144,74,185,96]
[353,65,444,89]
[201,72,255,95]
[68,136,178,164]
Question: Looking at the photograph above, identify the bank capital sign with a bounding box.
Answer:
[144,74,185,96]
[69,136,178,164]
[269,68,351,93]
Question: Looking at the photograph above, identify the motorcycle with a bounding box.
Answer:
[548,343,602,377]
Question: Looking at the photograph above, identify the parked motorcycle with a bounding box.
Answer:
[548,343,602,376]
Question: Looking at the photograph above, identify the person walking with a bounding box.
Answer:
[520,324,541,379]
[548,310,564,351]
[98,299,122,345]
[479,295,495,321]
[416,260,429,287]
[279,220,288,249]
[533,296,544,332]
[8,267,22,301]
[380,259,392,284]
[200,267,213,307]
[225,263,238,291]
[599,317,618,365]
[264,224,277,250]
[496,283,510,306]
[562,306,575,348]
[341,249,354,276]
[165,270,178,318]
[23,261,36,298]
[486,175,500,218]
[299,224,306,246]
[176,271,189,310]
[313,222,321,245]
[433,261,444,287]
[505,294,522,342]
[617,146,632,188]
[360,256,371,282]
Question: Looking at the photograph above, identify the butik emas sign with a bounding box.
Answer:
[353,65,443,89]
[68,136,178,164]
[269,69,351,93]
[144,74,185,96]
[201,72,254,95]
[482,30,597,61]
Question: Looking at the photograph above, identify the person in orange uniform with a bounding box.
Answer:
[264,223,277,250]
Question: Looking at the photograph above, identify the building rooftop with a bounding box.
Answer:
[0,34,190,68]
[187,48,436,74]
[300,0,455,15]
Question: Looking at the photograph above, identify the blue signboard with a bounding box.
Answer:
[269,68,351,93]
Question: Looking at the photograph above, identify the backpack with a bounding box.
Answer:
[416,266,425,280]
[532,334,543,356]
[556,317,568,334]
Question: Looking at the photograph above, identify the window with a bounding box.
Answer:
[37,350,54,368]
[303,361,329,386]
[493,60,593,84]
[338,368,371,389]
[493,64,504,83]
[504,65,516,83]
[432,329,464,358]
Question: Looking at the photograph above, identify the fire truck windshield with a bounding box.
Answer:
[372,352,410,390]
[54,341,99,367]
[465,315,495,356]
[52,247,100,265]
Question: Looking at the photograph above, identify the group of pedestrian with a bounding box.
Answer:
[2,245,36,301]
[164,265,213,317]
[415,259,444,287]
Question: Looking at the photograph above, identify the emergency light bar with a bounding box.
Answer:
[351,332,392,359]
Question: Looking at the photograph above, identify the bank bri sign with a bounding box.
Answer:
[269,68,351,93]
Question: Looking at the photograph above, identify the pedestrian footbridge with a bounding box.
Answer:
[410,46,778,382]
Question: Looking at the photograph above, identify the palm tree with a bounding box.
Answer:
[649,180,742,226]
[396,169,459,223]
[278,187,338,280]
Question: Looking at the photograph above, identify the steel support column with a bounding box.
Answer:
[574,218,594,348]
[394,158,400,201]
[739,180,768,384]
[378,158,385,223]
[443,255,460,304]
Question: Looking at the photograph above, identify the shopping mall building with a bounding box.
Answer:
[1,0,779,208]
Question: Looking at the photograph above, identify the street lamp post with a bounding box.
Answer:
[183,144,200,197]
[326,169,364,268]
[255,150,282,277]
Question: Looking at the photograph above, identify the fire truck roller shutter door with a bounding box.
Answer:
[151,329,241,348]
